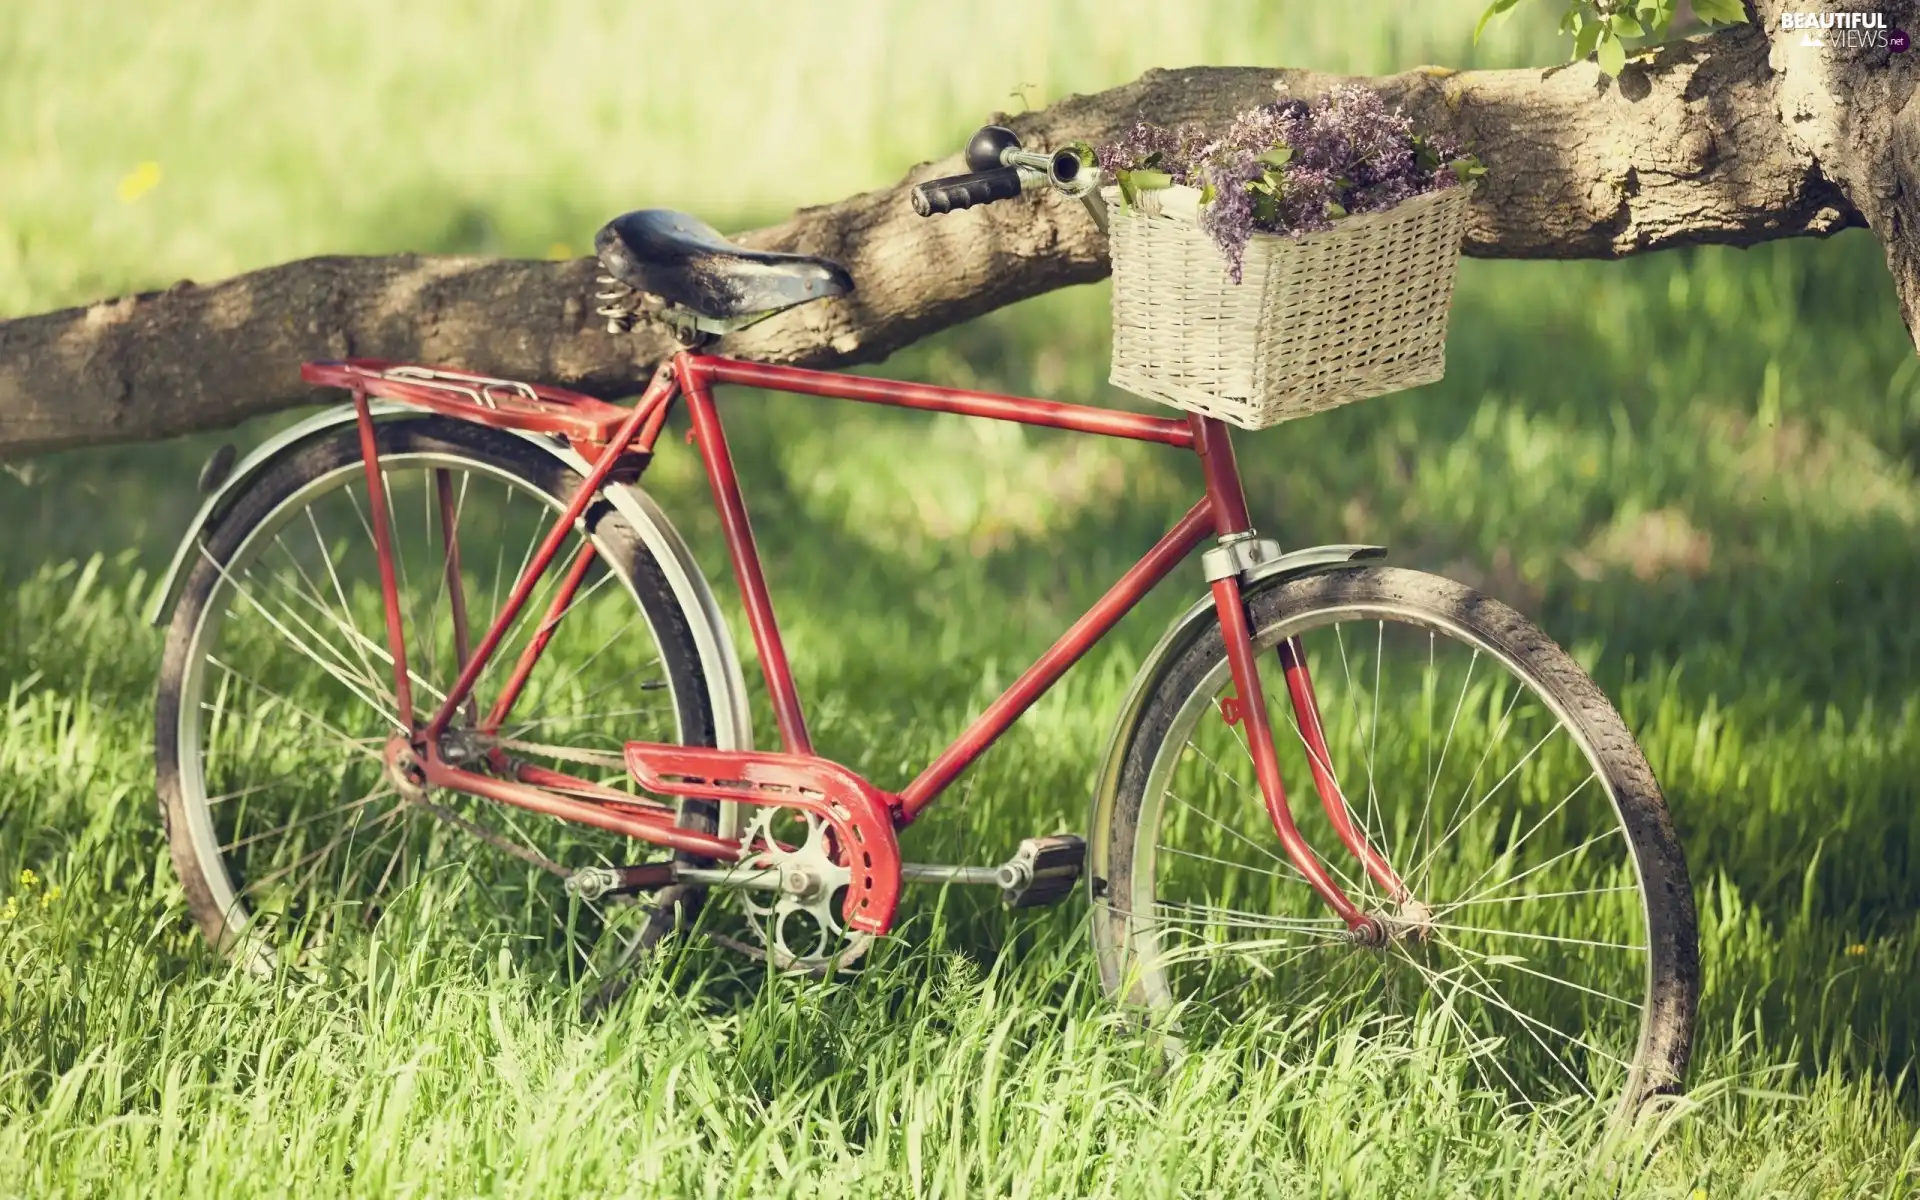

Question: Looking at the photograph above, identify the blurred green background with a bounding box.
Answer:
[3,0,1917,1191]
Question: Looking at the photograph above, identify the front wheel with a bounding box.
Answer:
[1092,566,1698,1119]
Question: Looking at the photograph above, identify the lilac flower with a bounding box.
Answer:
[1097,84,1480,279]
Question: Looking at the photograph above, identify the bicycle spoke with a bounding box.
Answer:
[1442,825,1626,915]
[201,658,388,762]
[220,790,391,853]
[273,527,386,695]
[1389,940,1538,1106]
[1437,933,1642,1011]
[1163,782,1308,881]
[239,794,406,899]
[1441,882,1636,910]
[1425,920,1643,956]
[1416,646,1478,872]
[303,507,389,695]
[208,551,402,731]
[248,554,450,714]
[1439,766,1600,908]
[1447,952,1624,1091]
[1155,842,1310,889]
[1147,898,1345,934]
[1330,623,1391,907]
[1410,727,1571,893]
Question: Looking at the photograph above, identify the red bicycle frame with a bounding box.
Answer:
[301,352,1407,938]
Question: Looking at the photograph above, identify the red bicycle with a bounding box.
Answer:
[151,127,1697,1116]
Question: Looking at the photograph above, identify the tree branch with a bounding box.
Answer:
[1,18,1900,458]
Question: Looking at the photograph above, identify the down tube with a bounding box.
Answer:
[897,498,1217,822]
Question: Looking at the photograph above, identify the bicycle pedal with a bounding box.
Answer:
[997,835,1086,908]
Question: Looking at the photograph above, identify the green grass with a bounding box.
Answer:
[4,0,1920,1194]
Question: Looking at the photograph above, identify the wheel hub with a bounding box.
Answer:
[383,736,429,803]
[1351,897,1434,947]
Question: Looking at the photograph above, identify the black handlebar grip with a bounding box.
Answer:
[910,166,1024,216]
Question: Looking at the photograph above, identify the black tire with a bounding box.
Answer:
[155,418,719,982]
[1095,566,1698,1118]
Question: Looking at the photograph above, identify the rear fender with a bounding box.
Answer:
[148,404,757,828]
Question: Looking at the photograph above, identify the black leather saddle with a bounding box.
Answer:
[593,210,853,324]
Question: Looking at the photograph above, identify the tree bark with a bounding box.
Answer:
[1,9,1911,458]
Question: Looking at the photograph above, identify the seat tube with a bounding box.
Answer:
[677,356,815,756]
[1191,413,1374,933]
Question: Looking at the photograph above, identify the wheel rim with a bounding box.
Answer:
[1125,600,1654,1112]
[172,448,690,976]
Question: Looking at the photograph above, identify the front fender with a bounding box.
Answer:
[146,404,756,775]
[1084,542,1384,987]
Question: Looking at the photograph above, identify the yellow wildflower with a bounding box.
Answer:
[40,883,61,908]
[1,896,16,922]
[1845,943,1868,957]
[17,868,37,889]
[118,161,163,204]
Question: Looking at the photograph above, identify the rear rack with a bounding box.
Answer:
[301,360,639,455]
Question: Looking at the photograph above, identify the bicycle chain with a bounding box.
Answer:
[407,793,571,878]
[493,738,629,771]
[411,737,672,889]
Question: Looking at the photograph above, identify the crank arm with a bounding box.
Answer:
[672,862,997,889]
[576,837,1088,912]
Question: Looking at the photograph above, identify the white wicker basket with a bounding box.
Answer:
[1106,182,1473,430]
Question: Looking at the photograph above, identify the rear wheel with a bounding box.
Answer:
[1093,567,1697,1119]
[155,418,720,981]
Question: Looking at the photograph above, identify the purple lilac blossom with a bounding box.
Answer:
[1100,85,1470,280]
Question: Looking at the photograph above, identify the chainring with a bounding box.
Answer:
[734,808,873,976]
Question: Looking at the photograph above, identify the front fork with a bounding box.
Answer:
[1209,572,1409,940]
[1191,415,1409,941]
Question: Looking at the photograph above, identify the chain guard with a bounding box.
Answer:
[622,744,904,936]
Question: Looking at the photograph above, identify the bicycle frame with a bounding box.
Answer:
[302,352,1407,937]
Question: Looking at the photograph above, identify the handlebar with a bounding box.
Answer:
[910,166,1023,216]
[909,125,1107,231]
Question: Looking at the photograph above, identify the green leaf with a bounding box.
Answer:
[1127,169,1173,191]
[1256,145,1293,169]
[1140,150,1163,170]
[1474,4,1498,43]
[1412,132,1443,174]
[1450,155,1487,184]
[1690,0,1747,24]
[1325,200,1347,219]
[1198,177,1217,206]
[1596,28,1627,77]
[1573,16,1602,61]
[1609,13,1643,38]
[1473,0,1522,44]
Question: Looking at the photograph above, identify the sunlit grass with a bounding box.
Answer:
[3,0,1919,1193]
